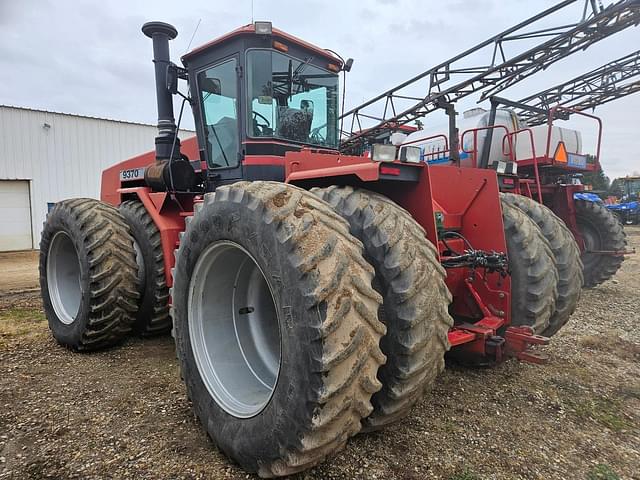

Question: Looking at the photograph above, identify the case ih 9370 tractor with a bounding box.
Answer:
[40,22,578,476]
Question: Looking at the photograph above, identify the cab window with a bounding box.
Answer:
[198,58,239,168]
[246,49,339,148]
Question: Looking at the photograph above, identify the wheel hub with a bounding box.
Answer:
[188,241,281,418]
[47,231,82,325]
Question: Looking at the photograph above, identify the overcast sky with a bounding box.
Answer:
[1,0,639,179]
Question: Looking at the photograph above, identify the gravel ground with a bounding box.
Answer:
[0,227,638,480]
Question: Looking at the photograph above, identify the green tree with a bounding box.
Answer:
[609,178,624,197]
[582,164,610,192]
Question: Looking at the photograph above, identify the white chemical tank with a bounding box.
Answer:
[401,107,582,167]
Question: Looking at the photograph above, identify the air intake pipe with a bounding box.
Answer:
[142,21,196,191]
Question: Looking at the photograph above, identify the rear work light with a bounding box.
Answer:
[371,144,397,162]
[400,146,421,163]
[254,21,272,35]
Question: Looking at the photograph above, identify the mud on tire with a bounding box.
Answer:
[39,198,139,350]
[312,186,452,431]
[171,181,386,477]
[500,198,558,334]
[501,193,582,337]
[119,200,171,336]
[575,199,627,288]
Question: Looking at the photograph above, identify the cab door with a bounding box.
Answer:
[196,56,243,186]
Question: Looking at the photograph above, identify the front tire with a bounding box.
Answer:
[312,186,452,431]
[171,181,386,477]
[39,199,139,350]
[575,199,627,288]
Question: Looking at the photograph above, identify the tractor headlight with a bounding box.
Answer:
[371,144,397,162]
[254,21,273,35]
[400,146,421,163]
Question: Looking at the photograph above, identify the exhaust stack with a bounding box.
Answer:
[142,21,180,161]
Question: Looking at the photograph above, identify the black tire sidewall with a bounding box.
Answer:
[172,199,322,472]
[119,202,163,331]
[39,204,93,346]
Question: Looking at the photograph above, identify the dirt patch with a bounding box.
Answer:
[1,227,639,480]
[0,251,39,294]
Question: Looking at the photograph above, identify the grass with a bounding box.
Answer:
[587,464,620,480]
[0,307,47,345]
[449,469,482,480]
[568,397,632,433]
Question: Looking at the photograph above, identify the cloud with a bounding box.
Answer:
[0,0,638,177]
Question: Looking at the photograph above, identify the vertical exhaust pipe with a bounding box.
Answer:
[142,21,180,161]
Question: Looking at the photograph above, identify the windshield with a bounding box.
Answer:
[247,49,339,148]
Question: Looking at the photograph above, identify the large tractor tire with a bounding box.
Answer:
[119,200,171,336]
[574,199,627,288]
[501,193,582,337]
[39,199,139,351]
[312,186,452,431]
[500,198,558,335]
[171,181,386,477]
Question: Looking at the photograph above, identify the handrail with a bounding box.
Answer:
[546,106,603,169]
[507,128,542,202]
[461,125,512,167]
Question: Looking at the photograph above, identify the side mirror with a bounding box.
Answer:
[202,77,221,95]
[343,58,354,72]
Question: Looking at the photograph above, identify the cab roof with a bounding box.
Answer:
[181,23,342,66]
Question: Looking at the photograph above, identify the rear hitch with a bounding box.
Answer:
[448,324,550,366]
[503,326,549,364]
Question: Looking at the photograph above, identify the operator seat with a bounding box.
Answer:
[276,107,312,143]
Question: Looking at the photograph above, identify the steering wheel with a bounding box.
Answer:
[253,111,271,136]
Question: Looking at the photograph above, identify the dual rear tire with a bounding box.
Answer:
[39,199,139,350]
[171,182,387,477]
[171,182,453,475]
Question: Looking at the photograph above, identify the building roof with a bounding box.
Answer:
[0,104,195,131]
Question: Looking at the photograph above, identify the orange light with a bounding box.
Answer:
[554,142,568,163]
[273,41,288,52]
[327,63,340,72]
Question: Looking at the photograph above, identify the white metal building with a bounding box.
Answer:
[0,105,194,251]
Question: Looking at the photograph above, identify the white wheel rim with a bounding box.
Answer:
[47,231,82,325]
[133,238,146,291]
[188,240,281,418]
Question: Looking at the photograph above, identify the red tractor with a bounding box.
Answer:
[39,22,572,477]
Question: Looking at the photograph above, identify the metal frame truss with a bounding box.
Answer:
[339,0,640,153]
[515,50,640,125]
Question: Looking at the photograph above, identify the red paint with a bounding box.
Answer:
[379,166,401,176]
[182,24,342,66]
[115,187,193,288]
[285,150,381,183]
[100,136,200,206]
[243,155,285,166]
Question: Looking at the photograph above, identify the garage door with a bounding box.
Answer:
[0,180,33,251]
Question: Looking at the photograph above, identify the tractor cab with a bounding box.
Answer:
[181,22,343,186]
